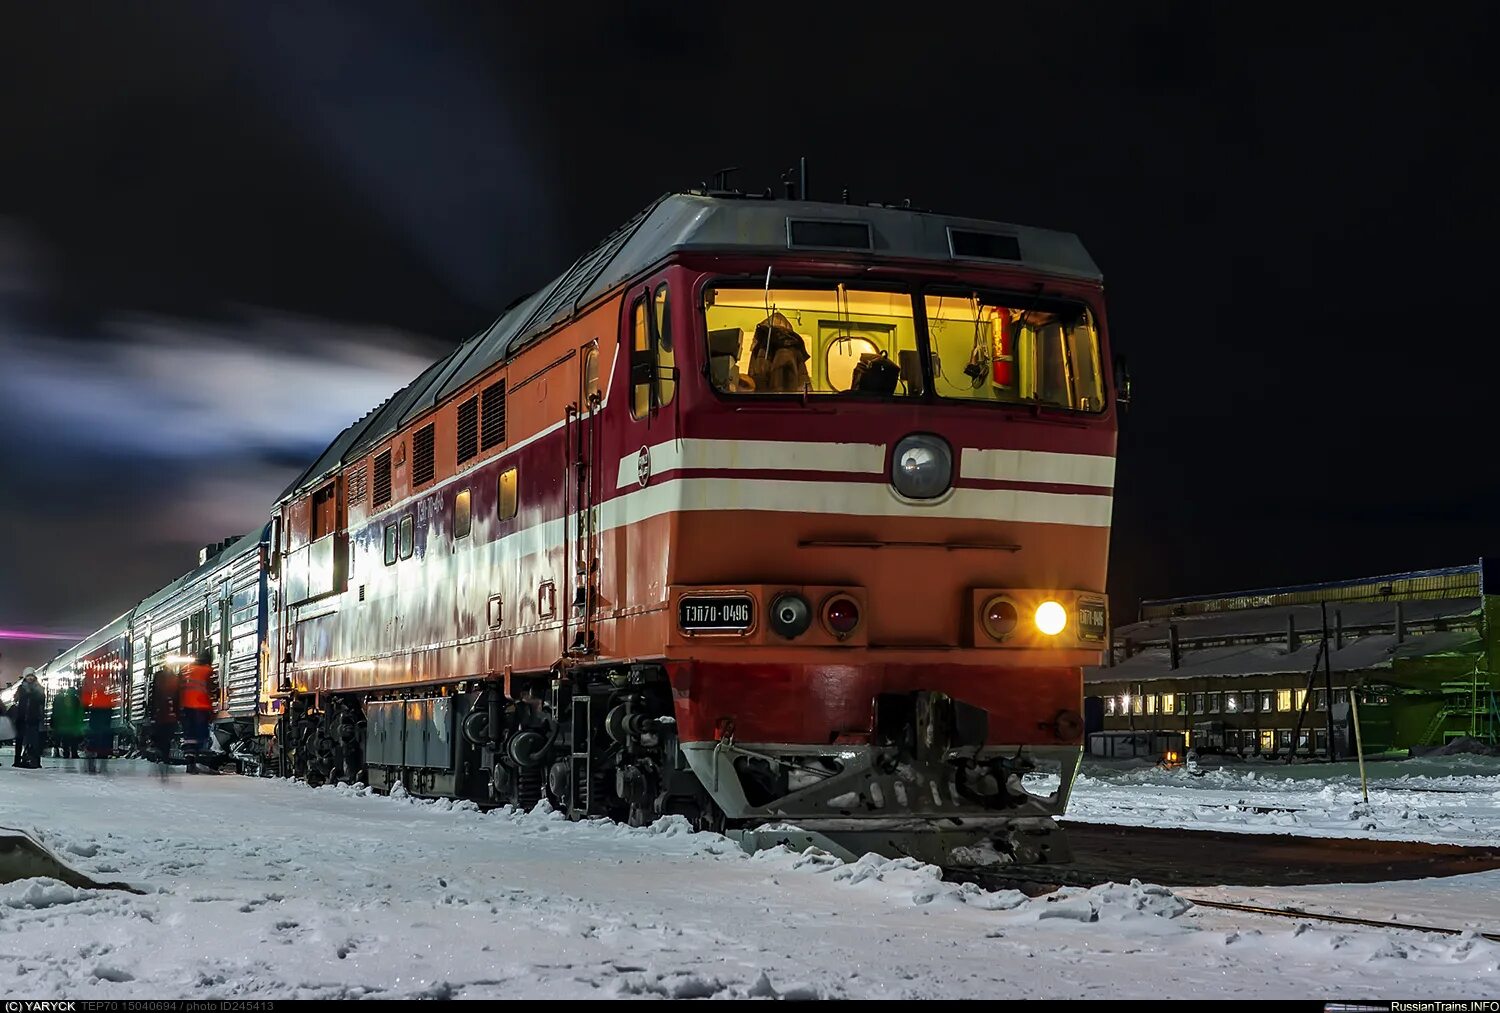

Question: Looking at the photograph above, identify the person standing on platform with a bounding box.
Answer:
[54,685,84,761]
[14,670,47,768]
[148,665,180,777]
[179,651,215,775]
[81,663,119,775]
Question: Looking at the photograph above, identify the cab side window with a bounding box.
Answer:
[630,282,675,419]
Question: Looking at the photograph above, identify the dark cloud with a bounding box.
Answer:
[1,2,1497,669]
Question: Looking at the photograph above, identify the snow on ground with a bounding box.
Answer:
[1065,754,1500,845]
[1,758,1498,999]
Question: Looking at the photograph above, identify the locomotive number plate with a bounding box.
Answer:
[679,594,755,634]
[1077,598,1108,642]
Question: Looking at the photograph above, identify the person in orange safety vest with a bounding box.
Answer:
[179,651,215,774]
[80,661,119,775]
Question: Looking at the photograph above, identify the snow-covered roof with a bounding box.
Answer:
[1116,595,1480,651]
[1086,574,1485,687]
[1086,628,1481,684]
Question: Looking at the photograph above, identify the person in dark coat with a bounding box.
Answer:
[147,666,180,777]
[14,669,47,768]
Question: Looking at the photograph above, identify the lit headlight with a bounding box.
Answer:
[1034,600,1067,636]
[891,434,953,500]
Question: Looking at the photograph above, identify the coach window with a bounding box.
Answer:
[383,523,398,566]
[398,515,414,560]
[498,467,518,522]
[454,489,472,540]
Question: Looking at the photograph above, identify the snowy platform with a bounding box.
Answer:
[1067,754,1500,845]
[0,758,1497,999]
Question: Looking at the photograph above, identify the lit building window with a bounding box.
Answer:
[1146,694,1158,715]
[1295,688,1308,711]
[1161,693,1175,715]
[1131,694,1144,716]
[1259,729,1275,752]
[1105,696,1117,716]
[1260,691,1274,713]
[1276,689,1293,712]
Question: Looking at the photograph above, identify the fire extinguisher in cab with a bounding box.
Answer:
[990,306,1014,388]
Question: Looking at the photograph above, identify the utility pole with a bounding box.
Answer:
[1322,602,1337,759]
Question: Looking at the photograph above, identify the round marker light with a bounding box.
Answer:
[981,596,1019,641]
[823,595,861,639]
[1034,600,1068,636]
[769,592,813,639]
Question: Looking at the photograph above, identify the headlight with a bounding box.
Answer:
[891,434,952,500]
[1034,600,1067,636]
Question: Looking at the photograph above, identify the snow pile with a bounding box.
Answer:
[1,877,88,909]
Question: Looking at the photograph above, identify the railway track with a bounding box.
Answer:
[946,822,1500,942]
[1179,896,1500,943]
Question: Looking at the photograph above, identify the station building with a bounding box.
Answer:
[1083,561,1500,758]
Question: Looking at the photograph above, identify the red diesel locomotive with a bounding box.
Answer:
[269,185,1120,864]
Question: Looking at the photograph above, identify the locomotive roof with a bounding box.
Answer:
[278,191,1101,503]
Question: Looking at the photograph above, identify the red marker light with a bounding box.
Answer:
[982,597,1019,641]
[824,596,861,639]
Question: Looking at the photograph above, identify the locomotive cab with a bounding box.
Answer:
[629,252,1117,865]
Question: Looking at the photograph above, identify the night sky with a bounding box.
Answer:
[1,3,1496,675]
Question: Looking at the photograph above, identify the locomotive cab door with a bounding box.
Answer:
[614,274,679,642]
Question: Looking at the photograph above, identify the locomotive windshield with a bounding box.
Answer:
[702,282,1105,412]
[704,284,923,397]
[925,291,1105,413]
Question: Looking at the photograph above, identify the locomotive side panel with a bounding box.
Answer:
[279,294,682,696]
